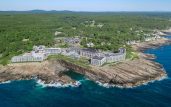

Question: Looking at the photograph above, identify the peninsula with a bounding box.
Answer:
[0,32,170,87]
[0,12,171,88]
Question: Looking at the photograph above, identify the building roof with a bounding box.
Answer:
[45,48,61,50]
[33,45,45,51]
[104,52,114,56]
[81,48,98,53]
[92,56,105,60]
[104,51,124,57]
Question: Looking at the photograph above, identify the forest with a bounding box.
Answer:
[0,12,171,65]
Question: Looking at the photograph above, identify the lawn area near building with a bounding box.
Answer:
[48,54,91,68]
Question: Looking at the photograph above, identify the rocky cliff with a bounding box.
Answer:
[0,60,74,84]
[59,58,166,87]
[0,56,167,88]
[132,37,171,51]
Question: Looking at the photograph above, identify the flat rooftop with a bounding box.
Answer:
[81,48,98,53]
[92,56,105,60]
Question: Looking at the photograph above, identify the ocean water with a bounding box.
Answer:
[0,37,171,107]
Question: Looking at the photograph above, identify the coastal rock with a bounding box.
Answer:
[59,59,166,88]
[0,60,74,84]
[0,57,167,88]
[132,37,171,51]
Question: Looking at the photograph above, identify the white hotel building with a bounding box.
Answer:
[45,48,62,55]
[11,52,45,63]
[11,45,126,66]
[11,46,62,63]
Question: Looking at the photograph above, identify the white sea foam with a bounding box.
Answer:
[96,81,126,88]
[36,79,81,88]
[0,80,11,84]
[78,78,89,82]
[96,75,168,89]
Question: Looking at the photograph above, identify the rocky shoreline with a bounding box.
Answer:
[0,32,170,88]
[0,56,167,88]
[59,58,167,88]
[132,37,171,52]
[0,60,76,86]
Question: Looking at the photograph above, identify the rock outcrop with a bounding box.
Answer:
[132,37,171,52]
[59,58,166,87]
[0,60,74,84]
[0,57,167,88]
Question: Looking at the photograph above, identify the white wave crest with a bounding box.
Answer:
[36,79,81,88]
[0,80,11,84]
[96,75,168,89]
[140,75,168,86]
[96,81,126,88]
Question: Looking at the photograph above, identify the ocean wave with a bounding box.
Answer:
[0,80,11,84]
[78,78,89,82]
[96,81,126,88]
[96,75,168,89]
[36,79,81,88]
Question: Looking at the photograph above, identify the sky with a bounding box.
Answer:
[0,0,171,12]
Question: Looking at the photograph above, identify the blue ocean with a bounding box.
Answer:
[0,36,171,107]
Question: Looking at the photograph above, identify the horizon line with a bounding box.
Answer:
[0,9,171,13]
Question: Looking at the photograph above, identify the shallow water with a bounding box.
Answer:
[0,36,171,107]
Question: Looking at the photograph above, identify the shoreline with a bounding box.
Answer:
[96,74,168,88]
[0,31,171,88]
[132,37,171,52]
[0,60,77,86]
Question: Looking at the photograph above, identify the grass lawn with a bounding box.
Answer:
[48,54,91,68]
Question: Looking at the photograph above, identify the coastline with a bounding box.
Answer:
[59,58,167,88]
[132,37,171,52]
[0,31,171,88]
[0,60,77,86]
